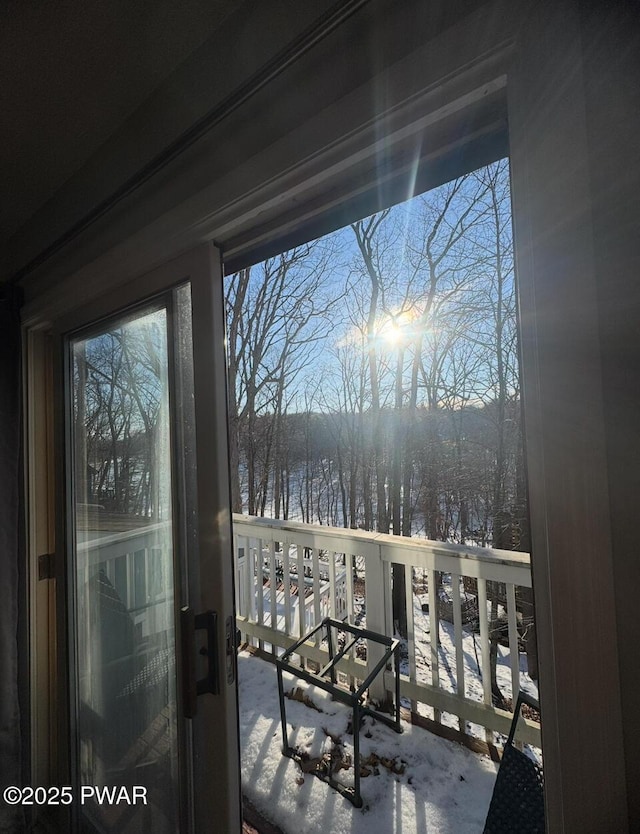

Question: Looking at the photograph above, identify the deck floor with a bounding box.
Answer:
[238,651,499,834]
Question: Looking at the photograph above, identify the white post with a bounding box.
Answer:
[364,544,392,705]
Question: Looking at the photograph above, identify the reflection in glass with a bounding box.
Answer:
[71,308,178,833]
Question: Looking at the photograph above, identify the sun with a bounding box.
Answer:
[382,320,403,345]
[378,311,412,347]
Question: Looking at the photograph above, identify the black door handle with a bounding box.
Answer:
[180,606,219,719]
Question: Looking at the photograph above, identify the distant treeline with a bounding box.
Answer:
[234,399,525,547]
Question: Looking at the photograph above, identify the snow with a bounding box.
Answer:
[238,651,499,834]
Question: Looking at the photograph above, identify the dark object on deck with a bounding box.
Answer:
[276,617,402,809]
[483,691,545,833]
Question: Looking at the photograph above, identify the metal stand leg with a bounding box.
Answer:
[353,700,362,808]
[277,663,290,754]
[394,645,402,732]
[326,622,336,685]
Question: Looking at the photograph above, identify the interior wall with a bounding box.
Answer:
[581,3,640,827]
[509,1,638,830]
[0,287,24,834]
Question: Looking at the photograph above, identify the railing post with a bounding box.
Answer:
[364,543,392,706]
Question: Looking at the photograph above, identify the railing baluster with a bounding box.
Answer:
[313,547,321,648]
[346,552,355,623]
[127,551,134,612]
[256,538,264,653]
[328,551,338,681]
[244,542,249,639]
[297,543,305,637]
[405,563,417,713]
[144,547,150,621]
[384,560,393,640]
[283,538,291,638]
[296,542,305,668]
[346,552,355,688]
[477,577,493,743]
[428,568,441,723]
[328,551,337,620]
[249,539,256,626]
[507,582,519,706]
[234,539,241,621]
[269,539,277,655]
[452,571,465,733]
[244,537,252,641]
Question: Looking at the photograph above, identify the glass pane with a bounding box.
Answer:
[70,307,179,833]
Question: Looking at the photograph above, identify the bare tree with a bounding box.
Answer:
[226,242,341,515]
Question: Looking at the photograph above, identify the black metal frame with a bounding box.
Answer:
[276,617,402,808]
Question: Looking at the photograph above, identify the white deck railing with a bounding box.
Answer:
[78,522,173,639]
[77,515,541,747]
[233,514,541,747]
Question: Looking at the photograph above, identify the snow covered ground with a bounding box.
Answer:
[238,652,499,834]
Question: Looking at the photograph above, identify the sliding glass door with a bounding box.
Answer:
[56,247,240,833]
[69,303,180,832]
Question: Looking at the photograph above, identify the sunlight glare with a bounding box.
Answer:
[379,311,413,347]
